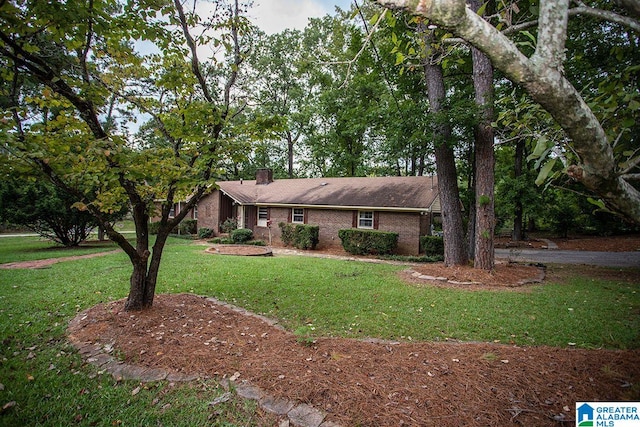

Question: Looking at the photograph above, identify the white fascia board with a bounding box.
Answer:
[253,202,431,213]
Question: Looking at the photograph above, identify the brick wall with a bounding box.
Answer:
[195,200,424,255]
[257,208,423,255]
[195,191,221,233]
[377,211,422,255]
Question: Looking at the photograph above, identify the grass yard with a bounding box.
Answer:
[0,236,121,264]
[0,236,638,426]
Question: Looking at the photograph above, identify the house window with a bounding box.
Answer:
[358,211,374,229]
[169,204,176,218]
[193,204,198,220]
[257,207,269,227]
[292,208,304,224]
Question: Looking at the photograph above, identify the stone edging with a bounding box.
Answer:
[405,263,546,286]
[67,300,341,427]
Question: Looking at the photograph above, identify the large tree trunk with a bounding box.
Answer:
[287,131,294,178]
[470,0,496,270]
[377,0,640,225]
[422,46,468,266]
[513,138,525,241]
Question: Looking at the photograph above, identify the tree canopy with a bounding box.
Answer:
[374,0,640,224]
[1,0,638,308]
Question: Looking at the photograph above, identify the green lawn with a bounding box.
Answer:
[0,237,638,426]
[0,236,121,264]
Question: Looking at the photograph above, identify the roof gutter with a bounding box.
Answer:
[253,202,432,213]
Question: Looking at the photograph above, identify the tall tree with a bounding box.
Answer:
[0,0,251,310]
[422,26,469,266]
[469,0,495,269]
[375,0,640,225]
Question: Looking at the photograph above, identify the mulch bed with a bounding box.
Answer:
[69,293,640,427]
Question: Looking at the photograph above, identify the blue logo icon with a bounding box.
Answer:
[577,403,594,426]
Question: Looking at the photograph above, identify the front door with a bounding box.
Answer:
[244,206,257,231]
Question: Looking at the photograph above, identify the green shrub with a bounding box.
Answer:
[420,235,444,256]
[338,229,398,255]
[231,228,253,243]
[245,240,266,246]
[179,219,197,235]
[148,221,161,235]
[209,237,233,244]
[198,227,214,239]
[380,254,444,263]
[278,222,319,250]
[220,217,238,234]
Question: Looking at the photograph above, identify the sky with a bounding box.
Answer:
[250,0,352,34]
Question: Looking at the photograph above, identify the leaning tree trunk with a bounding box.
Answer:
[422,46,469,266]
[470,0,496,270]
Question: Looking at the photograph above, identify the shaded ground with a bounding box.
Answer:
[67,234,640,426]
[0,250,121,269]
[495,233,640,252]
[6,234,638,425]
[70,290,640,427]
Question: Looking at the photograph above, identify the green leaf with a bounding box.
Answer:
[527,135,549,161]
[535,158,557,186]
[587,197,606,210]
[476,2,488,16]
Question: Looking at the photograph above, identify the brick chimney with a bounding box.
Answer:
[255,168,273,185]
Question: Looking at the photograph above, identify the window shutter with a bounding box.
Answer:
[374,212,379,230]
[352,211,358,228]
[267,207,271,219]
[287,209,292,223]
[303,209,308,224]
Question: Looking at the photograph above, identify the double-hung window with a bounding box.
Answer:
[257,207,269,227]
[358,211,374,229]
[292,208,304,224]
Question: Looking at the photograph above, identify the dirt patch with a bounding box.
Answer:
[554,234,640,252]
[206,245,273,256]
[69,293,640,427]
[495,233,640,252]
[402,261,545,291]
[0,250,121,269]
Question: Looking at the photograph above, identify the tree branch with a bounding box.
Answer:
[532,0,569,71]
[570,1,640,33]
[374,0,640,223]
[173,0,214,103]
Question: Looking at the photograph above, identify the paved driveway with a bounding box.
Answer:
[495,249,640,268]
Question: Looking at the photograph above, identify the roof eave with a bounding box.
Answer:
[252,202,432,213]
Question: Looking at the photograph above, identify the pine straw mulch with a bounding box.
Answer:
[69,285,640,427]
[401,261,545,290]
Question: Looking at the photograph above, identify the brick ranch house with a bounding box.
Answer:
[188,169,441,255]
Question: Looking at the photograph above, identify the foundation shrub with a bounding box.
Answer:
[231,228,253,243]
[338,229,398,255]
[420,236,445,256]
[279,223,319,250]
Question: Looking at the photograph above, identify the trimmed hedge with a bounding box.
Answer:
[420,235,445,256]
[198,227,214,239]
[278,222,320,250]
[149,221,161,235]
[179,219,197,235]
[231,228,253,243]
[338,229,398,255]
[220,217,237,233]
